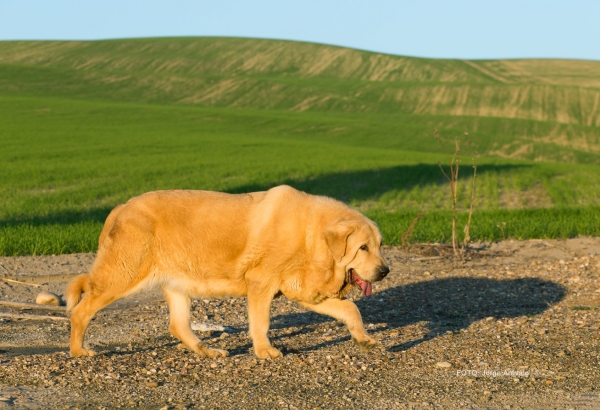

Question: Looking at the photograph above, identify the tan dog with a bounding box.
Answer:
[65,185,390,359]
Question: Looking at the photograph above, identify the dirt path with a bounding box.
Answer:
[1,238,600,409]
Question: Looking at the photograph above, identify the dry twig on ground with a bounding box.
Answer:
[0,301,66,311]
[0,277,42,288]
[0,312,68,322]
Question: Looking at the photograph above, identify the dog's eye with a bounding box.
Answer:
[360,245,368,251]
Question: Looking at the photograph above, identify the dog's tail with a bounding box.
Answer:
[65,274,90,312]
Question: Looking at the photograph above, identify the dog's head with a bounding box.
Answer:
[323,215,390,296]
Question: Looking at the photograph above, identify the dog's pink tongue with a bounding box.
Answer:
[351,270,372,296]
[360,280,372,296]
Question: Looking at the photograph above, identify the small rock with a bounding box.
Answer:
[483,391,492,396]
[35,291,63,306]
[210,363,218,369]
[191,323,225,332]
[146,382,159,387]
[436,361,452,368]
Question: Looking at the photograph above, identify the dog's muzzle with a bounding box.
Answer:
[376,265,390,280]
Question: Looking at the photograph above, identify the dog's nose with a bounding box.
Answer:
[377,265,390,278]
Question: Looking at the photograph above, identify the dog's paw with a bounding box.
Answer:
[255,346,283,360]
[192,343,229,358]
[205,348,229,358]
[70,347,96,357]
[352,336,377,351]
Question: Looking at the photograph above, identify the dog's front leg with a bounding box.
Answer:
[247,286,282,359]
[299,298,377,350]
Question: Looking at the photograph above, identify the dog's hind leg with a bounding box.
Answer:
[70,284,123,357]
[299,299,377,351]
[69,214,157,357]
[70,238,151,356]
[163,287,228,358]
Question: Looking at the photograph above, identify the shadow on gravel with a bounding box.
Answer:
[271,277,567,353]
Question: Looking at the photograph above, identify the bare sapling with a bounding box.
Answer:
[435,129,461,257]
[435,130,478,258]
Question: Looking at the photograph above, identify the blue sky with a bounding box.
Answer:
[1,0,599,60]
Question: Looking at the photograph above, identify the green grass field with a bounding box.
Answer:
[1,38,600,255]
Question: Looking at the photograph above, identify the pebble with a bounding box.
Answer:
[191,323,225,332]
[35,291,63,306]
[436,361,452,368]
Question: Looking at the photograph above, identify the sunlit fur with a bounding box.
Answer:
[65,185,389,359]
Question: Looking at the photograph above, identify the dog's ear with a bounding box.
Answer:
[323,221,357,261]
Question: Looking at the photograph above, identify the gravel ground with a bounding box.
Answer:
[1,238,600,409]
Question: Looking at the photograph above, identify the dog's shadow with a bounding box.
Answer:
[270,277,567,353]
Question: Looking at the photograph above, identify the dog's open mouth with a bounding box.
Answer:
[349,268,372,296]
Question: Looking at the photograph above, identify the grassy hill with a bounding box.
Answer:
[1,37,600,254]
[2,37,600,163]
[2,38,600,124]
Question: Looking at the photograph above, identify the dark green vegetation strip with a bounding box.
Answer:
[1,38,600,255]
[371,206,600,246]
